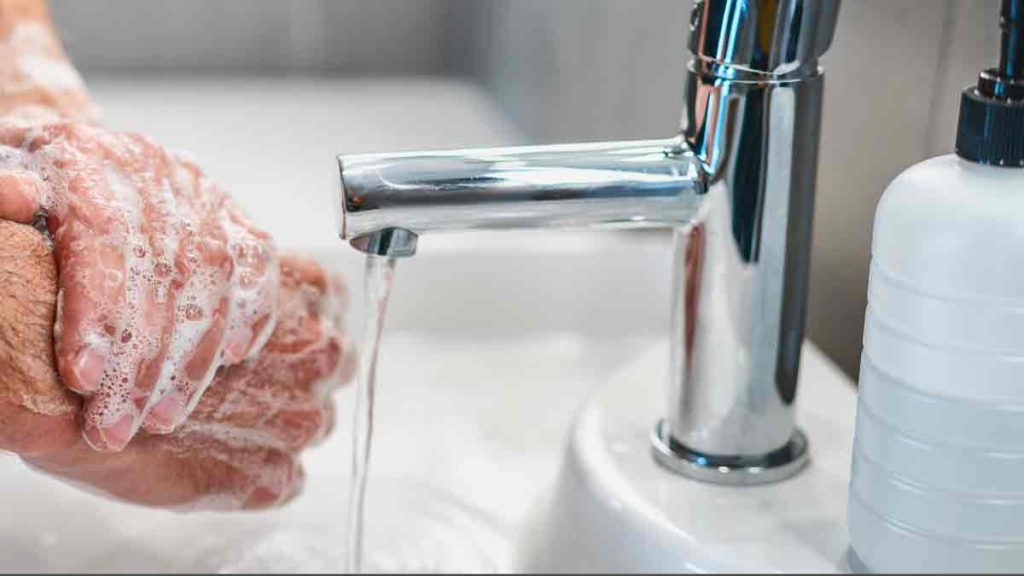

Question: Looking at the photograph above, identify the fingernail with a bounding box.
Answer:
[70,347,106,393]
[143,393,184,434]
[82,413,136,452]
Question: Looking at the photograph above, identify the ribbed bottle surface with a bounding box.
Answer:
[849,155,1024,573]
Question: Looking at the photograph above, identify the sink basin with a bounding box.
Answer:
[0,78,858,572]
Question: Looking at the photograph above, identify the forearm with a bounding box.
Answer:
[0,0,96,122]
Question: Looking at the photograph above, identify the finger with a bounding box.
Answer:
[264,406,325,451]
[182,294,231,404]
[264,256,349,399]
[221,202,278,364]
[278,252,329,293]
[75,157,164,450]
[139,152,236,433]
[81,393,137,452]
[45,130,131,398]
[159,419,306,509]
[310,398,337,446]
[185,346,331,437]
[280,260,351,396]
[183,322,341,450]
[242,450,304,510]
[235,333,342,449]
[113,140,183,435]
[0,169,43,223]
[52,221,125,396]
[123,228,177,433]
[133,300,179,435]
[164,253,346,450]
[263,266,331,356]
[141,225,233,433]
[26,424,303,511]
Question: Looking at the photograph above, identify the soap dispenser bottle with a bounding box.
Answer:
[849,0,1024,572]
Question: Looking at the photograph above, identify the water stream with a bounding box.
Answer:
[347,255,397,574]
[343,253,513,574]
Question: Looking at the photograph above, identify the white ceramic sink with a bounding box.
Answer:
[0,78,858,572]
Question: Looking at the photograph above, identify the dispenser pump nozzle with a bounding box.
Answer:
[998,0,1024,87]
[955,0,1024,166]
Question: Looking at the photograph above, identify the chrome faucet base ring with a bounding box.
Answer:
[651,421,809,486]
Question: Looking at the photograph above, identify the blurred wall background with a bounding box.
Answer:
[50,0,1001,378]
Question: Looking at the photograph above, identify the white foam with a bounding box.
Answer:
[7,23,59,54]
[17,55,85,92]
[5,23,86,95]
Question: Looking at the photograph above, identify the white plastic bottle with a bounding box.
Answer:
[849,1,1024,572]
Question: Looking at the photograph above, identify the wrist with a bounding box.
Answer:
[0,0,51,37]
[0,1,98,124]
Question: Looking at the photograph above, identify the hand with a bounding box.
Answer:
[0,220,353,509]
[0,121,280,451]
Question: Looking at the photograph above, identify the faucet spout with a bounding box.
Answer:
[339,139,708,244]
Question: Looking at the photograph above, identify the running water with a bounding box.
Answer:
[346,255,398,574]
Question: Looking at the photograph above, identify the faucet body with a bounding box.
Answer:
[339,0,839,485]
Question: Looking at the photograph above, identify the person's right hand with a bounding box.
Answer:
[0,121,280,451]
[0,219,353,509]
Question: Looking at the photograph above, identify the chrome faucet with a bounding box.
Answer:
[337,0,840,485]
